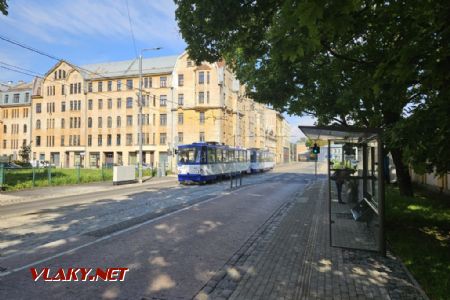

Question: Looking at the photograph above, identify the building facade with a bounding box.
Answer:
[0,81,32,161]
[1,53,291,169]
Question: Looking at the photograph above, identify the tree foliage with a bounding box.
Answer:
[0,0,8,15]
[175,0,450,196]
[19,144,31,163]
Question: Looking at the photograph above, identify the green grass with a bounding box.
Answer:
[2,167,113,191]
[386,185,450,300]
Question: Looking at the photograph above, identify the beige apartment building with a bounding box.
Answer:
[0,82,32,161]
[3,52,290,169]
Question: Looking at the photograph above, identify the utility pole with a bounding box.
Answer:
[138,47,161,184]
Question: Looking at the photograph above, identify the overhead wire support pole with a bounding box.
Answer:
[138,52,143,183]
[138,47,162,184]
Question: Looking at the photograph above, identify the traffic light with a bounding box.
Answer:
[312,143,320,154]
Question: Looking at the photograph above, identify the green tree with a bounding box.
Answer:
[0,0,8,15]
[19,144,31,163]
[175,0,449,196]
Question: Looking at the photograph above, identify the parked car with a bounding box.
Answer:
[1,162,23,169]
[7,162,22,169]
[31,160,53,167]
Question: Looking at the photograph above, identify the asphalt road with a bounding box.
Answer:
[0,163,319,299]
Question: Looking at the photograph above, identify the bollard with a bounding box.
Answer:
[32,167,36,187]
[230,172,233,188]
[77,164,81,183]
[47,165,51,185]
[0,166,4,190]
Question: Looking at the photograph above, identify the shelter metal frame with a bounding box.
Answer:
[299,125,386,256]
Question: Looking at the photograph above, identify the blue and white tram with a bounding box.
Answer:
[249,149,276,172]
[177,143,251,183]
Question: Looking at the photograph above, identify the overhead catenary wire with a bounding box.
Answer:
[124,0,138,58]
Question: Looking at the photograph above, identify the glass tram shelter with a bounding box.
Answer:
[299,126,386,256]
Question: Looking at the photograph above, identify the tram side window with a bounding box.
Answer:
[198,146,207,163]
[228,150,234,162]
[251,151,256,163]
[207,148,216,164]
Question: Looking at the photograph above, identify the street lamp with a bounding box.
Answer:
[138,47,162,183]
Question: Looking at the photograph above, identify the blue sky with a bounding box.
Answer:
[0,0,315,140]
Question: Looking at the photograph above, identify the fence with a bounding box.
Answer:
[0,164,115,191]
[410,169,450,193]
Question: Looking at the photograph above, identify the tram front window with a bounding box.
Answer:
[178,147,206,164]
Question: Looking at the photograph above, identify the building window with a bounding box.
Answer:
[178,132,183,143]
[178,113,184,125]
[187,60,192,67]
[88,82,93,92]
[98,81,103,92]
[4,94,8,103]
[198,71,205,84]
[61,119,65,129]
[25,92,30,102]
[160,95,167,106]
[200,112,205,124]
[198,92,204,104]
[107,116,112,128]
[107,81,112,91]
[160,76,167,88]
[126,115,133,126]
[126,79,133,90]
[88,99,93,110]
[13,93,19,103]
[116,116,121,127]
[160,114,167,126]
[199,132,205,142]
[160,133,167,145]
[61,85,65,95]
[207,71,210,84]
[3,125,6,133]
[36,119,41,129]
[88,117,92,128]
[36,136,41,147]
[98,117,102,128]
[24,124,27,133]
[98,99,103,109]
[207,91,210,103]
[126,97,133,108]
[117,98,122,108]
[36,103,41,113]
[178,94,184,106]
[107,98,112,109]
[88,135,92,146]
[117,80,122,91]
[116,134,121,146]
[61,135,65,146]
[107,134,112,146]
[98,135,103,146]
[144,77,152,88]
[178,74,184,86]
[61,101,66,112]
[126,134,132,146]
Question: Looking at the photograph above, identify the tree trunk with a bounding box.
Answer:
[390,147,413,196]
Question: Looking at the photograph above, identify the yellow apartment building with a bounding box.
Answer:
[0,81,32,161]
[4,52,290,170]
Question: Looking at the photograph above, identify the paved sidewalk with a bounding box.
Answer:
[0,175,177,206]
[196,178,426,299]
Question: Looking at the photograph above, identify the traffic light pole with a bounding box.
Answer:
[315,154,317,178]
